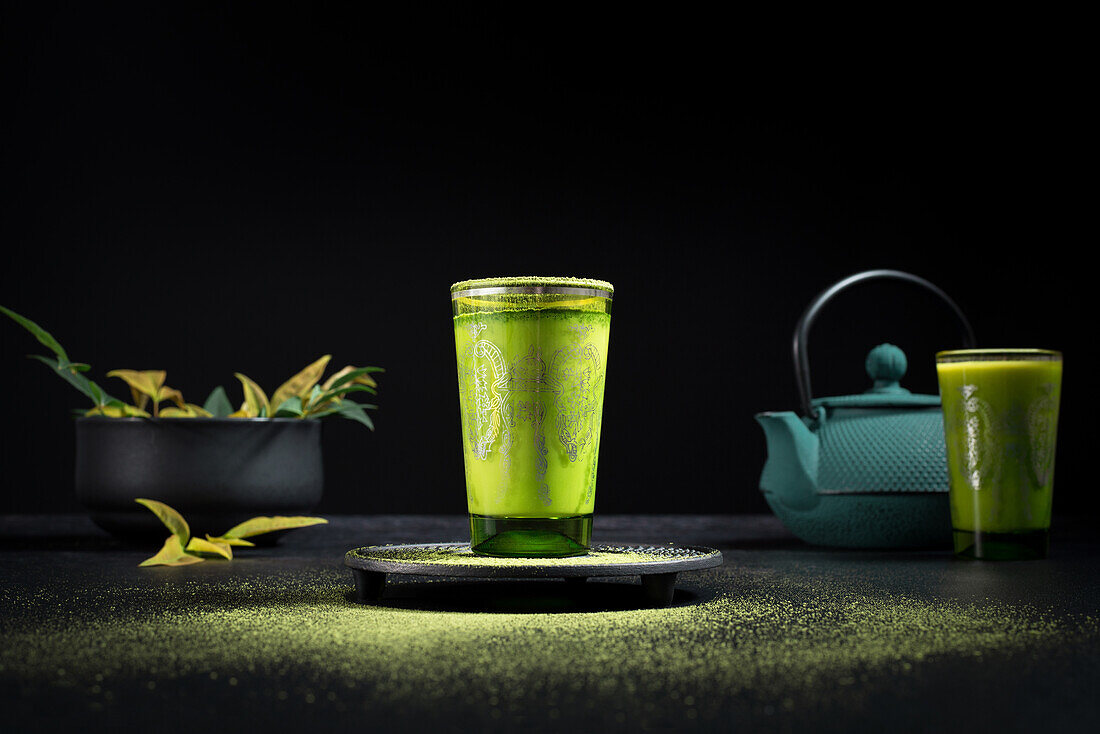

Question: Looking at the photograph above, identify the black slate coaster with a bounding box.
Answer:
[344,542,723,607]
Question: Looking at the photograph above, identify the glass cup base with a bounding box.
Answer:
[469,514,592,557]
[953,528,1049,560]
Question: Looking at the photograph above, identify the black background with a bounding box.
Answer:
[0,3,1090,516]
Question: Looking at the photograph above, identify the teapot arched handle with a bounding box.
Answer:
[793,269,976,419]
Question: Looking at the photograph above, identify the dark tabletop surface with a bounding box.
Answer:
[1,514,1097,733]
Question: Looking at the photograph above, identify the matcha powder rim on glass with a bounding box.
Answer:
[450,276,614,294]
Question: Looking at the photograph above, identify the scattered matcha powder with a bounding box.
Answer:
[2,563,1095,729]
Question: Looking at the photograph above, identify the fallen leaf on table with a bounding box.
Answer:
[135,498,190,546]
[140,535,204,567]
[186,537,233,560]
[220,516,328,539]
[206,534,255,548]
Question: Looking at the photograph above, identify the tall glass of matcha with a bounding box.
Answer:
[451,277,613,557]
[936,349,1063,560]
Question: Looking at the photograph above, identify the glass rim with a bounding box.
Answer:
[936,348,1062,363]
[450,276,613,300]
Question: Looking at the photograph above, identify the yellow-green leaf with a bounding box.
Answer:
[221,515,328,539]
[226,409,251,418]
[271,355,332,410]
[135,498,190,545]
[139,535,204,567]
[206,534,254,547]
[160,404,214,418]
[85,404,150,418]
[322,365,378,392]
[107,370,166,403]
[234,373,269,417]
[160,386,186,409]
[132,389,149,412]
[186,536,233,560]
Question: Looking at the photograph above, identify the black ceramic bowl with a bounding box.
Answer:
[75,417,323,541]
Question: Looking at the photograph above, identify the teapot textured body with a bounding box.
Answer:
[756,270,976,548]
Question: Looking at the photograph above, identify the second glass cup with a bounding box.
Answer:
[936,349,1063,560]
[451,277,613,557]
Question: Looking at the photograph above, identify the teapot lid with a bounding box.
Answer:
[813,344,941,410]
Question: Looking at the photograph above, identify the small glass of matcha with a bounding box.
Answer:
[936,349,1063,560]
[451,276,613,557]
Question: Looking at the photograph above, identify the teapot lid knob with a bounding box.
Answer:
[865,343,910,394]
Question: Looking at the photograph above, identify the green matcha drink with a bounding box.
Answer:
[936,350,1062,560]
[452,277,613,557]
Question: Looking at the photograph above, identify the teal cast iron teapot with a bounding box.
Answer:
[756,270,975,548]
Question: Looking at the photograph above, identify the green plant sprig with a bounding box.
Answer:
[1,305,126,412]
[136,498,327,566]
[224,355,383,429]
[2,305,382,428]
